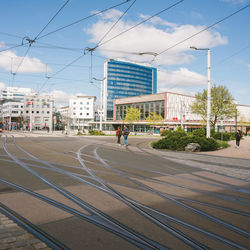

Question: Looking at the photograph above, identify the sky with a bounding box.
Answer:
[0,0,249,107]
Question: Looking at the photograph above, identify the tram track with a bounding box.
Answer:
[1,134,250,249]
[1,135,167,249]
[0,202,68,249]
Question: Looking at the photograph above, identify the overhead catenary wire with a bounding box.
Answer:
[34,0,70,40]
[96,0,184,49]
[7,0,71,87]
[36,0,132,41]
[156,4,250,57]
[40,0,184,92]
[96,0,137,46]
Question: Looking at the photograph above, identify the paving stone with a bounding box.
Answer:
[17,233,34,241]
[0,244,10,250]
[0,233,11,239]
[20,246,34,250]
[32,242,47,249]
[28,239,41,244]
[14,240,28,248]
[0,236,16,244]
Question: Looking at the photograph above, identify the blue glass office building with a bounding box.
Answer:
[103,59,157,120]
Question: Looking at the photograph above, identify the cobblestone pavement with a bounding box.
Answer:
[0,213,50,250]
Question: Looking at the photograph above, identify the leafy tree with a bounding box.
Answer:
[124,107,140,132]
[146,112,163,124]
[190,85,235,128]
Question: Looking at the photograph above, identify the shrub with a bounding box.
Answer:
[217,140,230,149]
[89,130,104,136]
[193,137,219,151]
[211,132,231,141]
[77,131,84,136]
[152,132,219,151]
[192,128,206,137]
[160,129,171,137]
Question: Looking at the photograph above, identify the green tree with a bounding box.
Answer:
[146,112,163,125]
[124,107,140,132]
[190,85,235,128]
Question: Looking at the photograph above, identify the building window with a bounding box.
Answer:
[32,111,34,113]
[47,111,50,114]
[80,102,83,105]
[26,111,29,113]
[86,113,89,115]
[36,111,39,114]
[80,113,82,115]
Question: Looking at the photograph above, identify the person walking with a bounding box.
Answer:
[235,130,241,148]
[116,126,122,145]
[123,125,130,147]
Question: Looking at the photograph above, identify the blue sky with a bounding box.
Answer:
[0,0,249,106]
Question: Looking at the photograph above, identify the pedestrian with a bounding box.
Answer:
[235,130,241,148]
[116,126,122,145]
[123,125,130,147]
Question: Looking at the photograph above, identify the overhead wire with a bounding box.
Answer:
[89,0,137,81]
[96,0,137,46]
[96,0,184,49]
[156,4,250,57]
[8,0,70,88]
[36,0,131,41]
[42,0,184,92]
[34,0,70,40]
[37,0,133,92]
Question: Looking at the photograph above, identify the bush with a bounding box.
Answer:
[211,132,231,141]
[193,137,219,151]
[77,131,84,136]
[217,140,230,149]
[152,130,219,151]
[160,129,171,137]
[89,130,105,136]
[192,128,206,137]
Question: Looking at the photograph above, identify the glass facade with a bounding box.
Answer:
[116,100,165,121]
[105,60,157,119]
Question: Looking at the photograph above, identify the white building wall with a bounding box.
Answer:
[237,105,250,122]
[0,87,34,101]
[166,92,202,121]
[69,96,96,127]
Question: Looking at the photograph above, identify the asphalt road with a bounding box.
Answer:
[0,133,250,249]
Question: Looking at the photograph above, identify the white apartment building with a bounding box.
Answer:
[0,87,34,101]
[60,96,96,130]
[1,101,24,129]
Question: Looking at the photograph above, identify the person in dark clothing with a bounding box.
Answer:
[235,130,241,148]
[116,126,122,145]
[123,125,130,146]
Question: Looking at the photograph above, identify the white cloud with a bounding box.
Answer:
[49,90,87,106]
[0,50,50,73]
[85,10,228,66]
[0,82,6,90]
[248,64,250,69]
[220,0,247,4]
[157,68,207,91]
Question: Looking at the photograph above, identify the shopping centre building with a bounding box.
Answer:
[91,91,250,134]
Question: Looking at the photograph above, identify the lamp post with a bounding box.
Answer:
[190,46,211,138]
[92,77,106,131]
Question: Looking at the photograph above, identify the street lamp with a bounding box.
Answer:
[92,77,106,131]
[190,46,211,138]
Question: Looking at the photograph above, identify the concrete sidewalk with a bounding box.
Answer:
[199,135,250,159]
